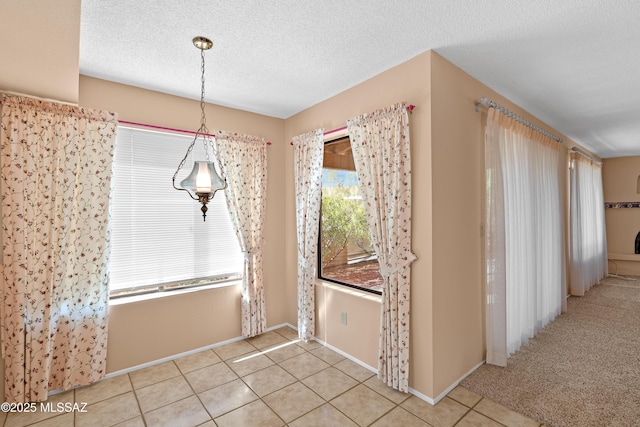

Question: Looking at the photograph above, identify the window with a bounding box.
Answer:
[318,136,383,294]
[109,127,243,298]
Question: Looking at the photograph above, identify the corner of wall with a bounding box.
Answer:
[284,50,437,399]
[0,0,81,104]
[428,52,487,396]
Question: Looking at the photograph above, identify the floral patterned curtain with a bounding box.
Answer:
[292,129,324,341]
[215,131,268,338]
[0,95,117,403]
[347,103,415,392]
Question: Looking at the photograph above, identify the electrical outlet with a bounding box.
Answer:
[340,311,347,325]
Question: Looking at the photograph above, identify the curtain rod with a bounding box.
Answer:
[0,89,79,107]
[118,120,271,145]
[571,146,602,165]
[475,97,563,143]
[289,104,415,145]
[1,95,273,145]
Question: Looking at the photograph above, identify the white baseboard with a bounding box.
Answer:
[425,360,486,405]
[311,336,378,374]
[268,322,298,333]
[105,323,294,379]
[272,323,377,373]
[102,322,484,410]
[408,386,436,405]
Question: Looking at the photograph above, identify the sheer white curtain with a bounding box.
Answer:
[293,129,324,341]
[0,95,117,402]
[216,131,268,337]
[569,154,607,296]
[485,108,565,366]
[347,103,415,392]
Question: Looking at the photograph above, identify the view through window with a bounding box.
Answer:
[319,137,383,294]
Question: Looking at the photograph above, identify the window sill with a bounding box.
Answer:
[316,278,382,303]
[109,279,242,306]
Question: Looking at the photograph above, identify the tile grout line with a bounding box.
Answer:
[28,327,455,427]
[240,330,294,425]
[233,330,360,426]
[47,330,338,426]
[211,341,262,423]
[181,355,216,427]
[449,396,512,427]
[10,327,543,427]
[205,330,294,424]
[128,372,148,427]
[447,393,479,427]
[322,379,393,427]
[296,358,385,427]
[450,407,474,427]
[246,332,323,425]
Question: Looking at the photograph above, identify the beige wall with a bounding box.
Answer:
[79,76,287,373]
[107,285,242,372]
[0,0,82,399]
[284,52,436,395]
[602,156,640,204]
[430,53,485,394]
[428,52,572,395]
[0,0,81,104]
[602,156,640,274]
[429,53,588,393]
[314,284,381,368]
[284,50,591,400]
[1,5,608,403]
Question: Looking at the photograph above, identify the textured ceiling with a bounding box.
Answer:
[80,0,640,158]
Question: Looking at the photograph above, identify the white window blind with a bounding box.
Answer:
[109,126,243,296]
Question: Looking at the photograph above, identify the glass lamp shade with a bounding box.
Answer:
[180,161,225,194]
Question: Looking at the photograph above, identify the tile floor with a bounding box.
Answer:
[0,327,544,427]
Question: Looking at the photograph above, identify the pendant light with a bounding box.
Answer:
[172,36,226,221]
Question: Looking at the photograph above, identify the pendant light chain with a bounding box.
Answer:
[172,44,210,186]
[172,36,227,221]
[199,46,211,162]
[171,135,195,188]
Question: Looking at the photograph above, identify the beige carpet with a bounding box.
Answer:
[461,276,640,427]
